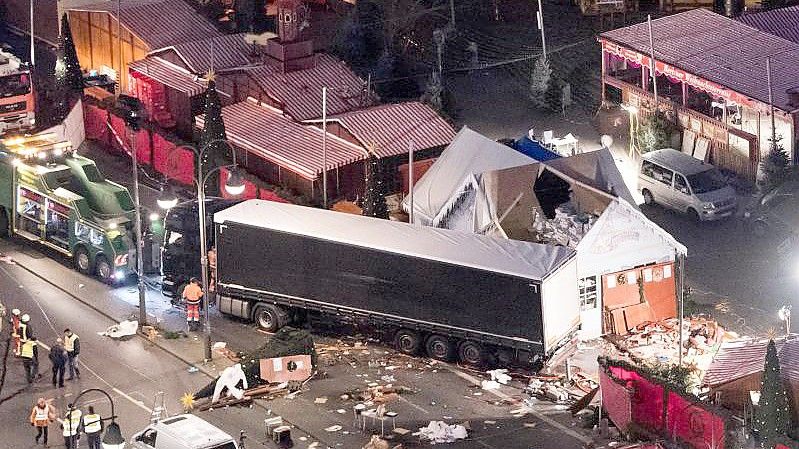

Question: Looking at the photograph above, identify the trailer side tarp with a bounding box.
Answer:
[215,200,574,282]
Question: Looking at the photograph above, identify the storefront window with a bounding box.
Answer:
[578,276,598,311]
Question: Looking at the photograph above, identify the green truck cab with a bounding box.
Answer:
[0,135,136,283]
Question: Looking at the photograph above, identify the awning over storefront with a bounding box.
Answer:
[129,57,205,97]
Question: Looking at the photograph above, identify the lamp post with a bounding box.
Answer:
[158,139,245,360]
[68,388,125,449]
[779,305,791,335]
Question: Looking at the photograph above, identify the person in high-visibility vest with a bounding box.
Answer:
[60,405,82,449]
[10,308,21,356]
[81,405,103,449]
[29,397,55,446]
[182,277,203,331]
[20,336,38,384]
[63,328,81,380]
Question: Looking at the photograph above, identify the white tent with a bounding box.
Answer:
[402,126,535,226]
[576,199,686,278]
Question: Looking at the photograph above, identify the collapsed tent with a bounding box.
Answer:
[195,327,316,399]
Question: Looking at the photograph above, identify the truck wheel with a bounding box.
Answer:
[495,348,515,366]
[425,335,455,361]
[74,246,92,275]
[0,208,9,238]
[95,255,113,284]
[457,341,486,366]
[252,304,288,332]
[394,329,421,355]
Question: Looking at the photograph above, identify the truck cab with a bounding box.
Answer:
[130,414,237,449]
[0,135,136,282]
[0,50,35,135]
[161,198,241,297]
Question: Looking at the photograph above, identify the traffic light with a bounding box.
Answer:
[116,94,146,131]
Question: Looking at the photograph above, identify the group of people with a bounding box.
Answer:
[29,398,104,449]
[12,307,82,388]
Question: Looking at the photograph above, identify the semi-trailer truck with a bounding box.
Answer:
[213,199,581,366]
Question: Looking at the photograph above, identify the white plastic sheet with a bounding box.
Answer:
[417,421,468,444]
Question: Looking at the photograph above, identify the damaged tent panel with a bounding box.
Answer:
[534,169,572,219]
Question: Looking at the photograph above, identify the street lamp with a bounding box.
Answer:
[68,388,125,449]
[778,305,791,335]
[157,139,245,360]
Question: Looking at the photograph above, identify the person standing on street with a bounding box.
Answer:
[10,308,21,356]
[19,313,32,345]
[81,406,103,449]
[29,397,55,446]
[182,277,203,331]
[59,405,82,449]
[50,338,67,388]
[20,336,39,384]
[63,329,81,380]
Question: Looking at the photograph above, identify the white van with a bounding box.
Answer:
[639,148,736,221]
[130,414,238,449]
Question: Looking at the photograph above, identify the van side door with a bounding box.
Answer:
[672,173,692,213]
[650,163,676,208]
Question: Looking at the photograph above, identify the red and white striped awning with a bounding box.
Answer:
[328,102,455,158]
[129,57,205,97]
[196,98,367,180]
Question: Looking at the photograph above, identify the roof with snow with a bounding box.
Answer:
[214,200,576,281]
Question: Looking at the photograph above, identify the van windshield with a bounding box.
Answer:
[687,169,727,194]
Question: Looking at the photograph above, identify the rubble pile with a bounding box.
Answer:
[528,201,597,248]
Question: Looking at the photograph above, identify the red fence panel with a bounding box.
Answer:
[599,369,633,432]
[135,129,151,166]
[166,146,194,186]
[83,104,109,143]
[666,392,725,449]
[109,114,127,155]
[259,188,289,203]
[608,365,665,432]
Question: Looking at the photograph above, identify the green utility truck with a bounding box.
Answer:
[0,135,136,282]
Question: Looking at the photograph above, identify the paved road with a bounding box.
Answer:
[0,237,595,449]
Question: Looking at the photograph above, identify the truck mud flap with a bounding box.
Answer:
[218,295,250,318]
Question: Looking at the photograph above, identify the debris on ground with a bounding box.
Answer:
[194,327,316,404]
[486,369,512,385]
[99,320,138,338]
[415,421,468,444]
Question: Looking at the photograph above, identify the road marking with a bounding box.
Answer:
[397,394,430,415]
[442,366,592,444]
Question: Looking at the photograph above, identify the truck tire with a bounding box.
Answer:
[95,255,113,284]
[74,246,92,275]
[0,208,9,238]
[425,334,455,361]
[394,329,422,355]
[252,304,288,332]
[457,341,486,366]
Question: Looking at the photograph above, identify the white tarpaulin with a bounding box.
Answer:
[215,200,574,281]
[576,199,686,278]
[402,126,534,226]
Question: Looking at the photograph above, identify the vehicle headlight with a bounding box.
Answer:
[703,203,716,210]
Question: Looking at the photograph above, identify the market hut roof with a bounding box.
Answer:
[241,54,369,121]
[703,335,799,387]
[68,0,221,51]
[738,6,799,45]
[161,34,256,73]
[600,8,799,112]
[327,102,456,158]
[196,98,367,181]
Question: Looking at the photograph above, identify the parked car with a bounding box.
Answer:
[743,180,799,238]
[639,149,737,221]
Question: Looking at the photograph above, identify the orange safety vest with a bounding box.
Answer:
[183,283,203,305]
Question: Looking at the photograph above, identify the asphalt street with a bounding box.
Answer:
[0,237,594,449]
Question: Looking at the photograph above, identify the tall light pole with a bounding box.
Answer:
[321,87,328,208]
[158,139,245,361]
[536,0,547,60]
[29,0,35,67]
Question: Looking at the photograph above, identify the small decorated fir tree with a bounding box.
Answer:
[753,340,791,447]
[362,154,388,219]
[199,75,231,197]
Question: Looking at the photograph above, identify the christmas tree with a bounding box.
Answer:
[529,56,551,109]
[753,340,791,447]
[53,13,84,119]
[760,138,790,192]
[362,153,388,219]
[199,76,232,197]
